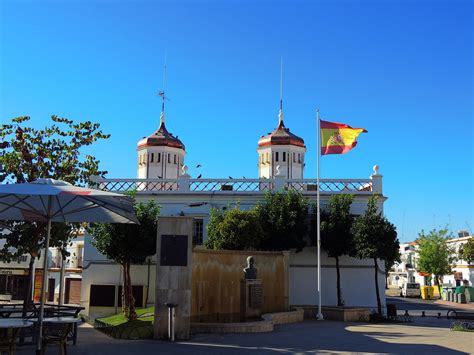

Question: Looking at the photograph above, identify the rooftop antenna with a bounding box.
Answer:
[158,51,168,126]
[278,56,284,125]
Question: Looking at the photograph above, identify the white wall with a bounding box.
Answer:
[289,247,386,310]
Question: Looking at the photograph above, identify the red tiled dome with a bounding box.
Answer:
[258,121,305,148]
[137,122,185,150]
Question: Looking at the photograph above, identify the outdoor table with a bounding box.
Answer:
[0,319,34,354]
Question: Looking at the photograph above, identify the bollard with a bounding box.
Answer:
[421,311,425,317]
[437,312,441,319]
[165,303,178,342]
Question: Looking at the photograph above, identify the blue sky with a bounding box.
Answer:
[1,0,472,242]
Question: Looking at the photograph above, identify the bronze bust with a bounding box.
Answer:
[243,256,257,280]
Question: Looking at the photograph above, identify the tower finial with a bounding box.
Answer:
[278,56,284,125]
[158,51,168,126]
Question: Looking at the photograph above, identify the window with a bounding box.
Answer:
[298,153,301,163]
[90,285,115,307]
[90,284,144,308]
[193,219,204,245]
[266,153,269,163]
[151,153,154,162]
[275,152,279,162]
[283,152,286,162]
[174,155,177,164]
[168,154,171,163]
[158,153,161,163]
[293,153,296,162]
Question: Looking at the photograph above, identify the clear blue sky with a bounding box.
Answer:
[1,0,472,242]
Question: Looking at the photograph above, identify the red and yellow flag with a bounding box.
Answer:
[320,120,367,155]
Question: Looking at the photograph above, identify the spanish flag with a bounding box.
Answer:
[320,120,367,155]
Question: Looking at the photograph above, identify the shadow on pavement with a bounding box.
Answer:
[16,320,471,355]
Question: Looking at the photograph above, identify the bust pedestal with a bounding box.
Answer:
[240,279,263,320]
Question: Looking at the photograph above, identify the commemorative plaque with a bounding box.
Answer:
[160,234,188,266]
[249,284,263,309]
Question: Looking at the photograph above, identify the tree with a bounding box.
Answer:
[0,115,109,310]
[417,228,455,295]
[205,207,264,250]
[256,190,308,251]
[89,200,160,320]
[352,195,399,315]
[459,238,474,264]
[320,194,354,306]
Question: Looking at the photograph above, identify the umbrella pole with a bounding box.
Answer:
[36,217,52,355]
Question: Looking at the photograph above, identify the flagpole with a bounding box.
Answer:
[316,108,323,320]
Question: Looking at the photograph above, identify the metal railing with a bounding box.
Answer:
[91,177,376,194]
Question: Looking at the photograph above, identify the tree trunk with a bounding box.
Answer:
[22,256,35,316]
[374,258,382,315]
[435,275,441,298]
[122,262,137,321]
[335,256,342,306]
[121,263,126,316]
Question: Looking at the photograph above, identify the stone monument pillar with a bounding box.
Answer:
[154,217,193,340]
[240,256,264,320]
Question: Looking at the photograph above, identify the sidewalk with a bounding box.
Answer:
[16,318,474,354]
[434,300,474,310]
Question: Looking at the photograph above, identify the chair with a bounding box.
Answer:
[41,322,74,355]
[0,328,21,355]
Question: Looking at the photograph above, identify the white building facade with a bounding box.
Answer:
[388,234,473,289]
[80,102,389,320]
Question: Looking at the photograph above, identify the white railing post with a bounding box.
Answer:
[89,175,105,189]
[274,176,286,191]
[178,165,191,192]
[370,165,383,194]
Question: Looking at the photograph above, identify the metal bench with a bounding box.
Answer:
[446,310,474,320]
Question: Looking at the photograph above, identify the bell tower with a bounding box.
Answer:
[137,62,185,179]
[257,59,306,179]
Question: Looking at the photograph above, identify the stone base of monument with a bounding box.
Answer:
[240,279,263,321]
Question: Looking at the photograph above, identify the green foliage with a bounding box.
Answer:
[352,195,399,314]
[0,116,110,185]
[417,228,455,283]
[320,194,355,258]
[206,190,309,251]
[89,200,160,264]
[352,195,399,262]
[256,190,309,251]
[459,238,474,264]
[205,207,264,250]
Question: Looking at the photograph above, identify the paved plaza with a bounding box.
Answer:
[16,317,473,355]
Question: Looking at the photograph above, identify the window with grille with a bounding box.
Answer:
[193,219,204,245]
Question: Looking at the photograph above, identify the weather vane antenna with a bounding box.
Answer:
[278,56,284,125]
[159,51,168,125]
